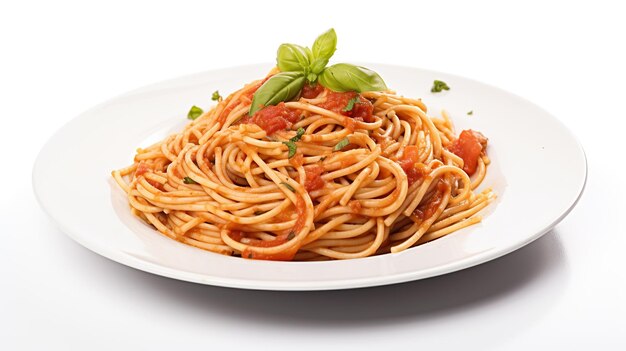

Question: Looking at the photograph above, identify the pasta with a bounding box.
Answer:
[112,70,495,261]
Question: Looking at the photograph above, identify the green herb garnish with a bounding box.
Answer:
[280,182,295,192]
[287,231,295,240]
[334,137,350,151]
[467,110,473,115]
[431,80,450,93]
[212,90,222,101]
[282,127,306,158]
[249,29,387,115]
[187,105,203,120]
[284,142,297,158]
[342,96,360,112]
[183,177,198,184]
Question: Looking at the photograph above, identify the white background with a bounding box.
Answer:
[2,0,625,349]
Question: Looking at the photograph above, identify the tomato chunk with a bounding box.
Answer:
[398,146,428,186]
[413,181,449,220]
[301,83,324,98]
[448,130,488,176]
[318,91,374,122]
[303,165,325,192]
[244,102,300,135]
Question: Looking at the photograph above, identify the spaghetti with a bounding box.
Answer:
[112,70,495,261]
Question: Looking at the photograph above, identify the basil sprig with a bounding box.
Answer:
[249,72,306,115]
[277,44,310,74]
[320,63,388,93]
[187,105,203,120]
[282,127,306,158]
[249,29,387,116]
[309,29,337,77]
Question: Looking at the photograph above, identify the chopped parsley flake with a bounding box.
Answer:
[431,80,450,93]
[342,96,360,112]
[334,137,350,151]
[212,90,222,101]
[187,105,203,120]
[183,177,198,184]
[280,182,295,192]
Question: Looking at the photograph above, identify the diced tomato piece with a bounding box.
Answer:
[351,96,374,122]
[289,153,304,168]
[448,130,488,176]
[301,83,324,98]
[303,165,325,192]
[413,181,449,220]
[317,91,374,123]
[244,102,300,135]
[397,146,428,186]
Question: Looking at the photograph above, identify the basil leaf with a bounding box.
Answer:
[183,177,198,184]
[280,182,295,192]
[211,90,221,101]
[342,96,360,112]
[319,63,387,93]
[249,72,306,115]
[282,128,306,158]
[334,137,350,151]
[310,28,337,74]
[290,127,305,142]
[187,105,203,120]
[318,68,346,92]
[304,47,314,63]
[277,44,310,73]
[283,141,297,158]
[431,80,450,93]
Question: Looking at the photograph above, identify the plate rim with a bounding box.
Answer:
[32,63,588,291]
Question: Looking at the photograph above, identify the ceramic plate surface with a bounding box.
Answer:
[33,64,586,290]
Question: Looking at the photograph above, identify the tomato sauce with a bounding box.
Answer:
[239,197,307,261]
[448,130,488,176]
[413,181,449,220]
[242,102,300,135]
[301,83,324,98]
[397,146,429,186]
[134,162,164,190]
[303,165,325,192]
[318,91,374,123]
[348,200,362,214]
[135,162,150,177]
[289,153,304,168]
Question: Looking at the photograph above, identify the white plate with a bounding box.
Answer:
[33,64,587,290]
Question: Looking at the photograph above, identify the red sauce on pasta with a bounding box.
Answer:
[448,130,488,176]
[318,91,374,122]
[243,196,307,260]
[301,83,324,98]
[398,146,429,186]
[243,102,300,135]
[413,181,449,220]
[303,165,325,192]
